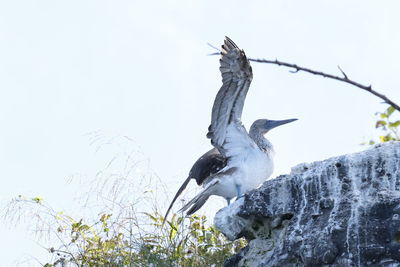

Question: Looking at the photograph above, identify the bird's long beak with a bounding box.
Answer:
[268,118,298,130]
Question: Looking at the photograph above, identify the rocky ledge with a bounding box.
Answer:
[215,142,400,267]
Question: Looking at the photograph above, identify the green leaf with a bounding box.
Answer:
[375,120,387,128]
[100,213,112,222]
[167,221,178,231]
[389,120,400,128]
[387,106,395,117]
[169,226,177,241]
[32,197,43,204]
[143,212,158,222]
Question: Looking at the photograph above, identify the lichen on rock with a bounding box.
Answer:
[215,142,400,267]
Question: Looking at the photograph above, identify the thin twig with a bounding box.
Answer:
[249,58,400,112]
[337,65,348,79]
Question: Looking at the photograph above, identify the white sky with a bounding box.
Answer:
[1,0,400,265]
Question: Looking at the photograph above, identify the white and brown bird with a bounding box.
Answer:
[163,37,296,222]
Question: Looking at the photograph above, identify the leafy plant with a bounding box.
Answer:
[139,213,246,267]
[3,134,246,267]
[369,105,400,144]
[7,195,245,267]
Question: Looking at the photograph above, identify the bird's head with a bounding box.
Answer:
[250,118,298,135]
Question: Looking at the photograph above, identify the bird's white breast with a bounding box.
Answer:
[210,123,275,199]
[235,147,273,193]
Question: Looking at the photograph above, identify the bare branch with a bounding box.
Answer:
[337,65,348,79]
[249,57,400,112]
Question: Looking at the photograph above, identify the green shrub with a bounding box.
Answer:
[8,195,245,267]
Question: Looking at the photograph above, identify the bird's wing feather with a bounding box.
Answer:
[188,148,227,185]
[179,179,218,215]
[222,123,259,162]
[207,36,253,152]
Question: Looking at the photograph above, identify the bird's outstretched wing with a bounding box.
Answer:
[207,36,253,152]
[164,37,254,221]
[162,148,226,225]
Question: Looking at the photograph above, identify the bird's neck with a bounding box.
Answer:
[249,127,274,155]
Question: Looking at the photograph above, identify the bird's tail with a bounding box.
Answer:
[162,176,191,227]
[179,180,218,215]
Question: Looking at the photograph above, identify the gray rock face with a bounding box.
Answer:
[215,142,400,267]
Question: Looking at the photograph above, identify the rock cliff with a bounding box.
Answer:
[215,142,400,267]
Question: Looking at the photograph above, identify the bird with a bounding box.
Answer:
[163,37,297,223]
